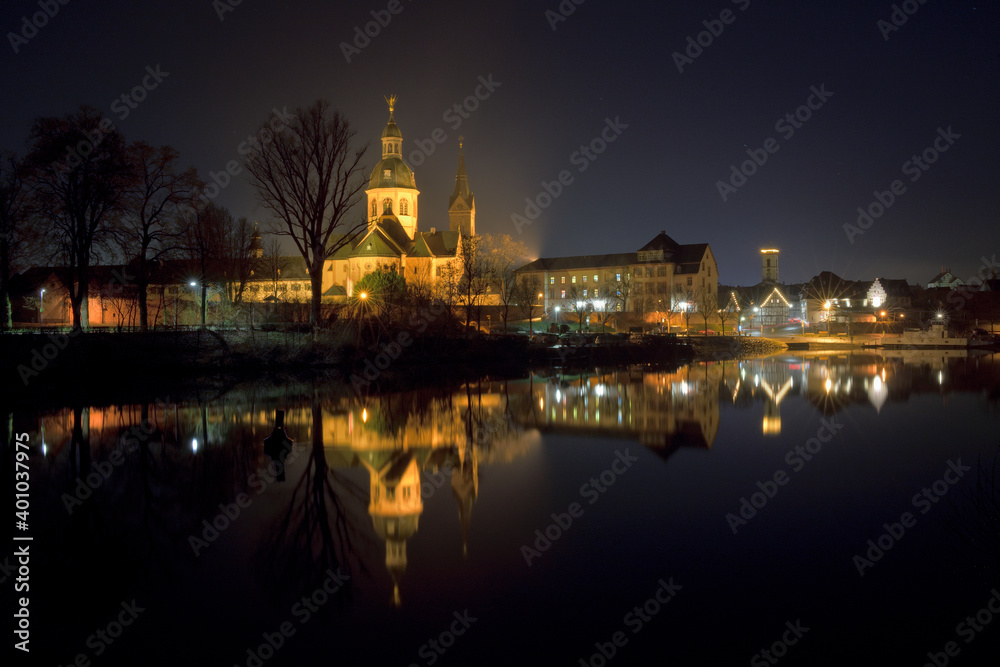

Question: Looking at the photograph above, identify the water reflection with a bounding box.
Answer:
[24,351,1000,619]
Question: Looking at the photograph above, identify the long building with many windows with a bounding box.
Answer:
[516,231,718,320]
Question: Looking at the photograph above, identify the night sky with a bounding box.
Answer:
[2,0,997,286]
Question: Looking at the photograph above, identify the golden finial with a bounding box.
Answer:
[458,135,464,149]
[385,94,397,115]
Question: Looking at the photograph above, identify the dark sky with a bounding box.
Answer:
[2,0,998,285]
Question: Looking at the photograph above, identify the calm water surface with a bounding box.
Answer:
[13,350,1000,666]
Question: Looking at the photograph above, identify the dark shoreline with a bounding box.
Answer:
[0,330,782,409]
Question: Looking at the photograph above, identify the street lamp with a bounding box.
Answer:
[39,288,45,325]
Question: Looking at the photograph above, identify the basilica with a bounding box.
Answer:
[321,96,473,300]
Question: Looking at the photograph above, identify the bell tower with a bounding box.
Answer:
[447,137,475,236]
[761,248,779,283]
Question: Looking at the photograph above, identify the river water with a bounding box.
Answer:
[11,350,1000,666]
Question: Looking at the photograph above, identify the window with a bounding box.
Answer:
[594,274,598,282]
[645,267,653,278]
[383,169,391,180]
[708,267,712,276]
[582,275,587,283]
[382,198,392,214]
[687,277,693,286]
[386,486,395,501]
[658,282,667,294]
[583,289,588,297]
[371,200,377,217]
[561,276,566,284]
[561,290,566,298]
[593,288,598,297]
[403,487,411,500]
[616,273,622,282]
[658,266,666,277]
[400,198,409,215]
[436,266,442,276]
[572,276,577,284]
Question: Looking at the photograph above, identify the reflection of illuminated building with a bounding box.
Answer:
[361,450,423,607]
[511,368,721,456]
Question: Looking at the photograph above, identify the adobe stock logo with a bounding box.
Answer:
[7,0,71,55]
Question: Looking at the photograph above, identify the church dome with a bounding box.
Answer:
[382,119,402,139]
[369,156,416,189]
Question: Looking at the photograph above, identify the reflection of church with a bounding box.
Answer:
[321,96,475,299]
[321,398,505,607]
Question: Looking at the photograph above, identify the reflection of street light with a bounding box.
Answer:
[39,288,45,325]
[359,292,367,300]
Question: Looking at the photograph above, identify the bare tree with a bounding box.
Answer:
[514,274,543,334]
[694,287,718,336]
[566,284,594,332]
[457,235,488,328]
[0,152,37,330]
[244,100,368,327]
[481,233,529,332]
[717,295,737,336]
[116,142,200,331]
[185,203,233,326]
[607,265,633,313]
[261,236,289,300]
[221,215,256,306]
[24,106,135,330]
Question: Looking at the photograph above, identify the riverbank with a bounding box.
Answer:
[0,330,784,407]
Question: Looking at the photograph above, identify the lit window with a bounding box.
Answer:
[582,275,587,283]
[561,277,566,284]
[572,276,577,284]
[400,198,409,215]
[593,288,598,297]
[616,273,621,281]
[550,277,555,284]
[583,289,588,296]
[561,290,566,298]
[594,274,599,282]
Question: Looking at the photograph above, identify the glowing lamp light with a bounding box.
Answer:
[191,438,198,453]
[189,281,197,287]
[359,292,368,300]
[362,408,368,422]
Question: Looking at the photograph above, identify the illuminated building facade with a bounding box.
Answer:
[321,96,471,299]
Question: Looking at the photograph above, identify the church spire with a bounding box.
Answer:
[449,136,471,205]
[447,137,475,236]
